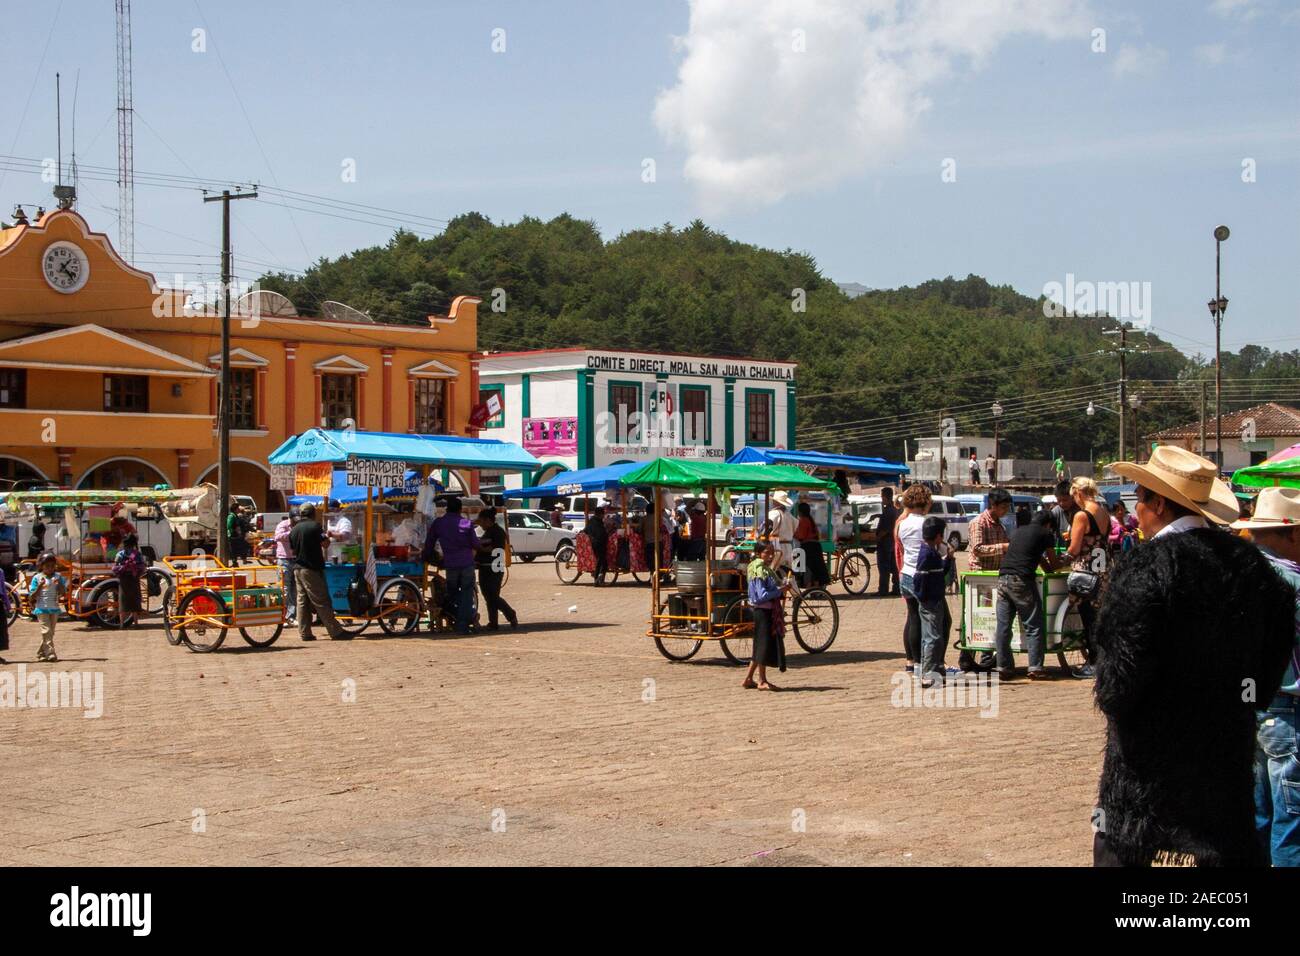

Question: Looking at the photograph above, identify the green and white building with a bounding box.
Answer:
[477,348,798,490]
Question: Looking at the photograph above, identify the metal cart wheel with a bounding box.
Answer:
[792,587,839,653]
[162,586,182,646]
[239,618,284,648]
[89,579,136,629]
[176,587,229,653]
[718,600,753,665]
[652,601,702,661]
[838,549,872,596]
[376,577,423,636]
[1055,600,1090,674]
[332,616,368,639]
[5,582,19,627]
[554,545,581,585]
[142,568,171,616]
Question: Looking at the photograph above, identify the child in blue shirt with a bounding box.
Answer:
[29,552,67,663]
[914,517,955,686]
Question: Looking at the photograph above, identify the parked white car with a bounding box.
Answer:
[505,510,574,560]
[928,495,972,550]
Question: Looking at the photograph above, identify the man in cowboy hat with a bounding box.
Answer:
[1234,487,1300,866]
[1090,446,1294,866]
[1110,444,1241,538]
[767,491,796,572]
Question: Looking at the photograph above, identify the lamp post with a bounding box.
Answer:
[991,400,1003,486]
[1209,224,1229,472]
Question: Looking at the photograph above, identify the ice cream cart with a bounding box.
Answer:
[955,570,1088,674]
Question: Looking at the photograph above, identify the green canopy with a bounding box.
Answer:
[5,488,183,511]
[618,458,838,493]
[1232,441,1300,490]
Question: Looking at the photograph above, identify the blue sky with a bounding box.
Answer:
[3,0,1297,356]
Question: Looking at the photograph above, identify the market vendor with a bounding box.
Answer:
[326,499,354,562]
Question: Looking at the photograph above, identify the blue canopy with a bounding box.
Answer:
[268,428,539,472]
[502,461,647,499]
[286,469,444,506]
[727,446,908,478]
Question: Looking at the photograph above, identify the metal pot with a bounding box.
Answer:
[675,560,708,593]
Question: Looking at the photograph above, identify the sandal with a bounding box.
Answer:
[742,679,757,689]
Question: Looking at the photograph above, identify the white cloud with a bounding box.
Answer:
[1194,42,1227,65]
[653,0,1091,211]
[1209,0,1259,19]
[1111,42,1168,77]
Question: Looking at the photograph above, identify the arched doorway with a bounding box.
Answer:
[77,457,168,492]
[532,461,569,487]
[195,459,282,512]
[0,456,50,488]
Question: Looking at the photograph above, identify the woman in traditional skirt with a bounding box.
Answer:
[112,533,147,628]
[794,501,831,588]
[743,542,790,691]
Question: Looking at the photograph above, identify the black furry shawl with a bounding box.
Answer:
[1093,529,1294,866]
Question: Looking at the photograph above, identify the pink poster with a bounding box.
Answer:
[523,417,578,455]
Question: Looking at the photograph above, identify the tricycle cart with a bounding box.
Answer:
[955,570,1089,674]
[268,428,539,635]
[161,554,285,652]
[726,446,908,597]
[618,458,842,663]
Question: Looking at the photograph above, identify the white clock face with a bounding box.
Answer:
[42,241,90,294]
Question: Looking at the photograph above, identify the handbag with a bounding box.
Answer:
[1067,569,1101,600]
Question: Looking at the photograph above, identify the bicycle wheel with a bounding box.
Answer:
[162,586,182,645]
[838,550,872,596]
[176,587,229,653]
[142,569,171,617]
[376,578,423,636]
[792,587,839,653]
[554,545,581,585]
[333,615,368,639]
[653,600,702,661]
[1055,600,1090,674]
[90,580,134,629]
[717,600,753,665]
[239,617,284,648]
[5,582,19,627]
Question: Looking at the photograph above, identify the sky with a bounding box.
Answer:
[2,0,1297,357]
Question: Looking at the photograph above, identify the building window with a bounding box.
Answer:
[1250,450,1268,466]
[0,369,25,408]
[479,384,505,428]
[322,374,355,428]
[415,378,448,434]
[608,382,642,444]
[104,374,149,413]
[218,367,257,430]
[745,389,774,445]
[680,384,710,444]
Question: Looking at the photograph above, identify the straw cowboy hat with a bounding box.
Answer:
[771,490,793,508]
[1231,486,1300,531]
[1110,445,1239,525]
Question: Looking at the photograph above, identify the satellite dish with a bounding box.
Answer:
[236,289,298,317]
[322,300,374,323]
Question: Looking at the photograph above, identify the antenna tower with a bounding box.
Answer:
[115,0,135,263]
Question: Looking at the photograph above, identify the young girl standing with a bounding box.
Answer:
[29,552,67,663]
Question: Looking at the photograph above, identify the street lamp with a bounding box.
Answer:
[991,401,1003,486]
[1210,224,1230,472]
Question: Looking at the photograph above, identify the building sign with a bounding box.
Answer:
[470,390,504,429]
[345,457,407,487]
[294,463,333,496]
[585,351,793,381]
[523,417,578,456]
[269,464,296,491]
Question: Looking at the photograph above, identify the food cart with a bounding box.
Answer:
[725,447,908,595]
[955,570,1088,673]
[3,487,211,628]
[268,428,539,636]
[502,462,659,585]
[618,458,842,663]
[161,553,287,652]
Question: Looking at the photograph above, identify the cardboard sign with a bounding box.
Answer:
[294,463,333,497]
[345,457,406,488]
[269,464,296,491]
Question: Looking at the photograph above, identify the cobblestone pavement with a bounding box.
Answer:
[0,558,1104,866]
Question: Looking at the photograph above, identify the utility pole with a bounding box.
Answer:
[203,188,257,562]
[1199,379,1207,457]
[1104,326,1145,462]
[1209,225,1230,472]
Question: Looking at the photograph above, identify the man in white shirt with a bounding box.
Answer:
[768,491,796,572]
[325,500,354,562]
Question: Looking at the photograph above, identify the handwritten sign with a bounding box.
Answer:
[294,463,333,497]
[345,457,406,488]
[269,465,296,491]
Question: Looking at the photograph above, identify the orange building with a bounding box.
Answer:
[0,209,482,508]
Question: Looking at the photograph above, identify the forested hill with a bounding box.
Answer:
[258,213,1296,461]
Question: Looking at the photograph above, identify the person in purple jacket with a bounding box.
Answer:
[422,497,482,634]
